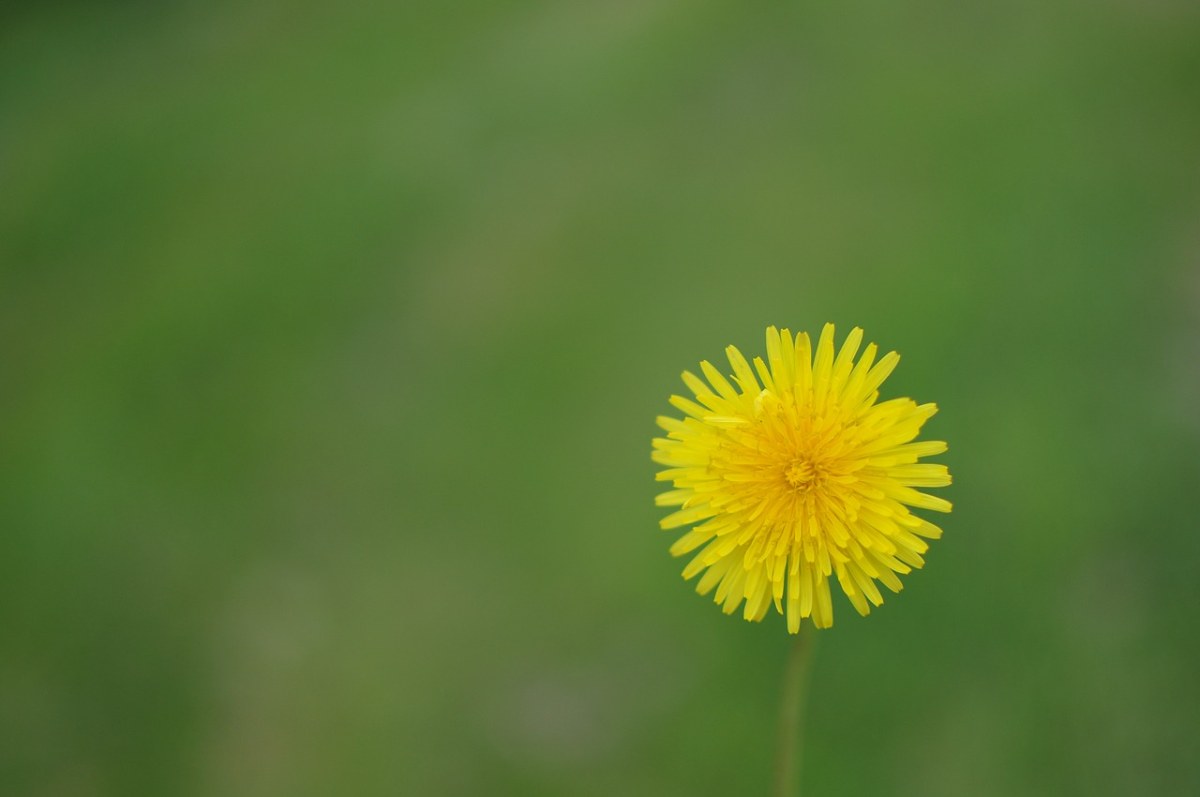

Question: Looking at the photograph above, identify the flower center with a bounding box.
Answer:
[785,457,825,492]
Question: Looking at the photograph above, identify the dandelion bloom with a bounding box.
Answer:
[652,324,952,632]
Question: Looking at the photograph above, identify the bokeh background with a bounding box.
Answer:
[3,1,1199,795]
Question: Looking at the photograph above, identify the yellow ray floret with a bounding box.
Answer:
[651,324,952,633]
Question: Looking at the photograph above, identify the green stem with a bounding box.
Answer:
[773,624,816,797]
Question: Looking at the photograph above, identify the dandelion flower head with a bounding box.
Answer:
[652,324,952,632]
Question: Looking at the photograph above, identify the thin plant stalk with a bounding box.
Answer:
[773,625,817,797]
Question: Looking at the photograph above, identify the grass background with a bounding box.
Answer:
[2,1,1199,795]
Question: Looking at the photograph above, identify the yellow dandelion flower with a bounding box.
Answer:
[652,324,952,632]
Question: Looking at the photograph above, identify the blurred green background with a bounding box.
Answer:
[3,1,1199,795]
